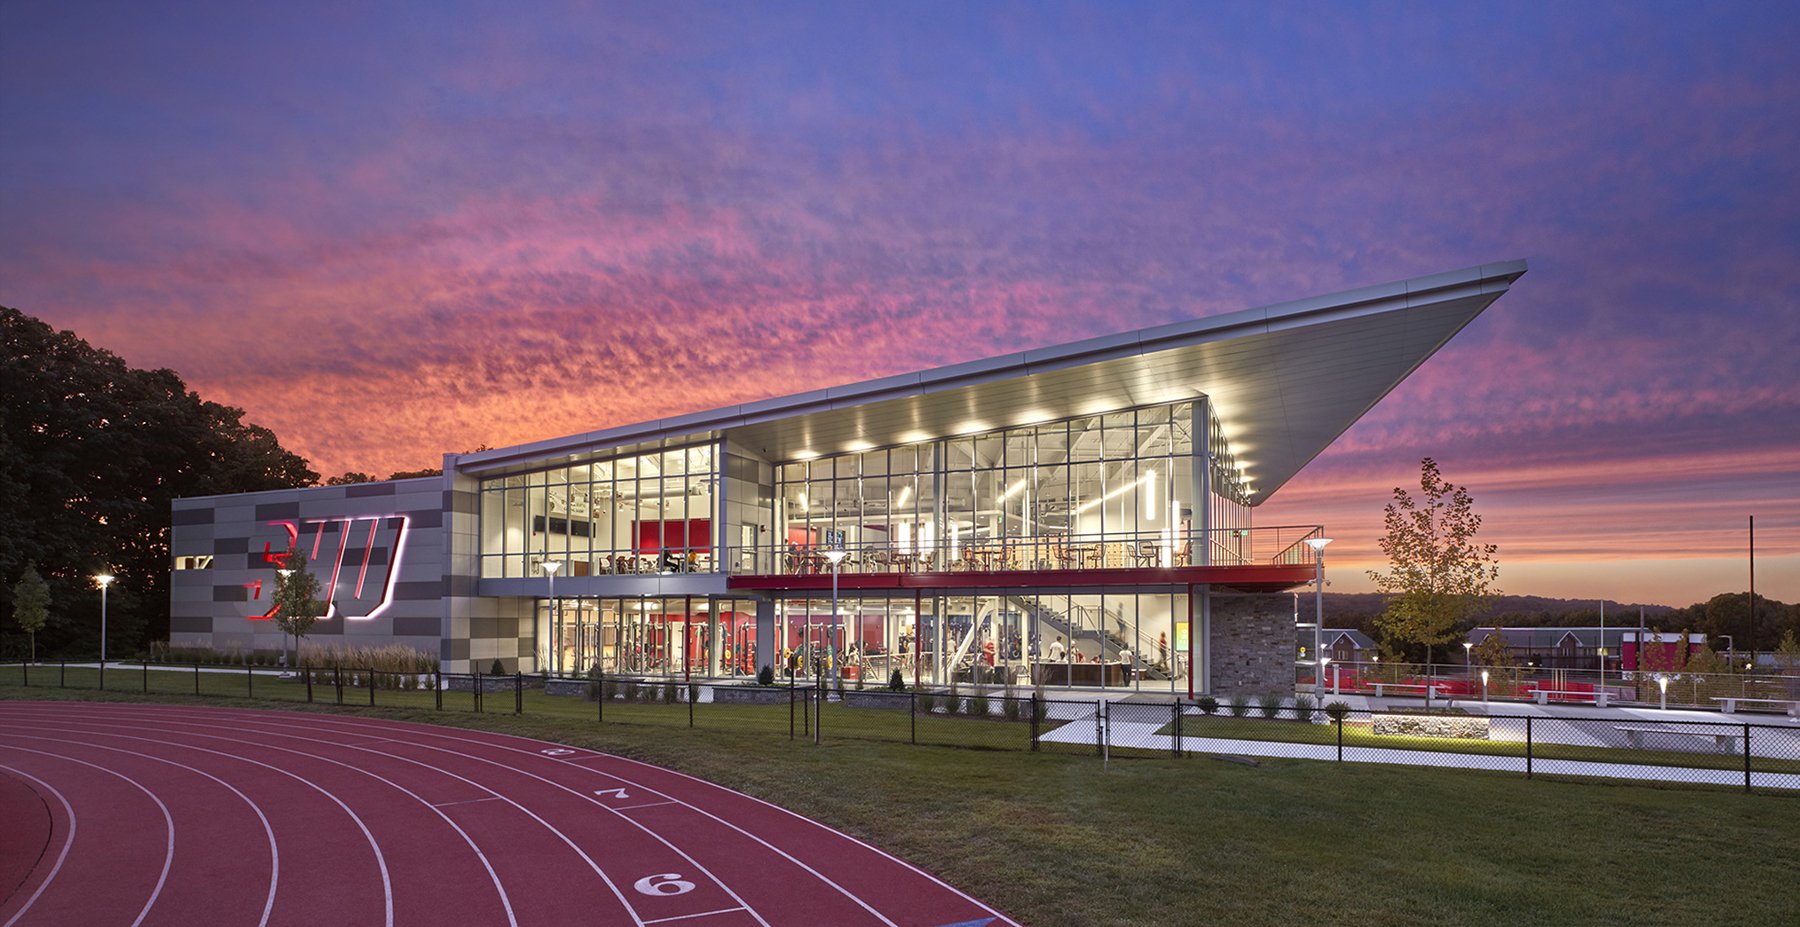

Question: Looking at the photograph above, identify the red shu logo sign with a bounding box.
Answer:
[242,516,410,621]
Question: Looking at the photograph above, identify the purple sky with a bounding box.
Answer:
[3,1,1796,604]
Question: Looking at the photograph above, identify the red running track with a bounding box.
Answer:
[0,701,1019,927]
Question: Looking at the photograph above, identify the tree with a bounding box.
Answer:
[271,550,327,670]
[1,306,317,656]
[1367,458,1500,669]
[11,564,49,662]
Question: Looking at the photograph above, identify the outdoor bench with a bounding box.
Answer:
[1612,724,1744,754]
[1369,682,1450,700]
[1532,688,1610,707]
[1709,697,1799,717]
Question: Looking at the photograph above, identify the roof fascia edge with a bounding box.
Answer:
[453,259,1527,474]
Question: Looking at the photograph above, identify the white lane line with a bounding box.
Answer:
[643,906,749,924]
[613,800,678,811]
[0,764,76,927]
[0,717,397,927]
[135,711,771,927]
[296,713,1019,927]
[26,713,628,927]
[600,753,1024,927]
[431,796,503,808]
[237,714,897,927]
[3,734,280,927]
[1,745,174,927]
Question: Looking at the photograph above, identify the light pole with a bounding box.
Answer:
[541,560,562,676]
[1464,641,1474,693]
[1303,537,1331,697]
[277,568,294,673]
[1481,669,1490,702]
[1656,673,1669,710]
[95,574,114,665]
[820,548,847,746]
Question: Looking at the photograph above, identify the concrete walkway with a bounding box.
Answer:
[1038,701,1800,791]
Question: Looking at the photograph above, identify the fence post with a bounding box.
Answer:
[688,684,695,728]
[475,671,483,713]
[143,660,149,693]
[910,690,918,745]
[1525,716,1533,779]
[789,683,796,741]
[1744,724,1752,794]
[369,670,377,707]
[1171,701,1181,759]
[435,670,443,711]
[514,672,522,715]
[334,666,343,705]
[20,661,26,687]
[97,660,104,691]
[306,668,313,703]
[247,662,253,698]
[1336,712,1344,763]
[194,662,201,696]
[1030,695,1041,752]
[1101,700,1110,767]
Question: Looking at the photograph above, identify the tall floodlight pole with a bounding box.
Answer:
[541,560,563,675]
[1303,537,1331,696]
[95,574,114,665]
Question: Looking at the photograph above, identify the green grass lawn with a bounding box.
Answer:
[2,671,1796,927]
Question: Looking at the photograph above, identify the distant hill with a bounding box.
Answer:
[1322,593,1678,632]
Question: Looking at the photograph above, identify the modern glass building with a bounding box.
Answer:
[170,260,1526,696]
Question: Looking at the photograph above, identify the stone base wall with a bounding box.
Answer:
[1371,714,1491,739]
[1208,593,1294,697]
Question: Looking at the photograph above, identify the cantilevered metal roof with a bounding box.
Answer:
[456,259,1527,503]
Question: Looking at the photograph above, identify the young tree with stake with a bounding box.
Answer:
[272,550,327,671]
[11,564,50,663]
[1367,458,1500,672]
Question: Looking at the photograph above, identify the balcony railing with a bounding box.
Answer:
[725,526,1323,577]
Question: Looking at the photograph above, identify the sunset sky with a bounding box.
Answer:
[3,2,1796,605]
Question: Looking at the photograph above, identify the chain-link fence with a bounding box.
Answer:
[4,660,1796,794]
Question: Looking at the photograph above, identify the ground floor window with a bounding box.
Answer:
[533,595,758,678]
[771,590,1189,693]
[529,589,1190,691]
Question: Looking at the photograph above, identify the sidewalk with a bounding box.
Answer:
[1038,701,1800,791]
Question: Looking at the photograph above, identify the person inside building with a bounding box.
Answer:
[1048,635,1067,663]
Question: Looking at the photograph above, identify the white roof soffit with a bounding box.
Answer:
[458,259,1527,500]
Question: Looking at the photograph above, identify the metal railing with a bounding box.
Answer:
[6,660,1796,795]
[724,525,1323,576]
[1307,659,1800,711]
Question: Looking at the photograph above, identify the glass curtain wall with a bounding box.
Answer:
[534,595,759,678]
[771,590,1188,693]
[481,444,718,579]
[776,403,1197,568]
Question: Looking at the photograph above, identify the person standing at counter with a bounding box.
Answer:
[1048,636,1066,663]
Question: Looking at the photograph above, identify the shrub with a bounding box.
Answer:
[946,684,962,715]
[1257,694,1284,718]
[1003,686,1021,721]
[662,682,678,704]
[918,690,937,714]
[1197,694,1219,715]
[1291,694,1315,721]
[603,679,619,701]
[970,690,990,717]
[489,658,506,676]
[621,681,638,701]
[888,669,905,692]
[1325,700,1351,722]
[687,682,699,703]
[757,665,775,686]
[1228,694,1251,717]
